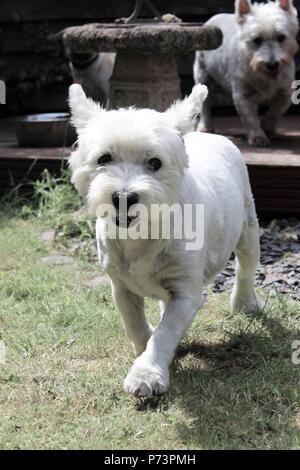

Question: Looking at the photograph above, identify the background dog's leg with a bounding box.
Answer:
[193,54,213,133]
[124,295,201,397]
[230,219,262,313]
[112,283,153,356]
[232,89,270,147]
[197,95,213,133]
[261,90,291,139]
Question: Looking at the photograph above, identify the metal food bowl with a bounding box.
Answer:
[15,113,76,147]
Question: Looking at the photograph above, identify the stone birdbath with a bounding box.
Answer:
[63,0,222,111]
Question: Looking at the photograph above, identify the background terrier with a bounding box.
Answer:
[69,83,261,397]
[194,0,299,146]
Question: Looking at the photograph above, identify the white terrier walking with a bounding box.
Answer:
[194,0,299,146]
[69,83,261,397]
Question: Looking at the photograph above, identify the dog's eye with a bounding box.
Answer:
[146,158,162,172]
[277,34,286,43]
[253,36,263,47]
[97,154,112,166]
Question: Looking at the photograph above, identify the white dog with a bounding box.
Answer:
[69,83,261,397]
[194,0,299,146]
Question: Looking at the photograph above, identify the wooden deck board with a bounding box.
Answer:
[0,145,70,161]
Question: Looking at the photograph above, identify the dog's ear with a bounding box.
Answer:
[235,0,252,22]
[69,84,102,132]
[165,84,208,135]
[277,0,295,13]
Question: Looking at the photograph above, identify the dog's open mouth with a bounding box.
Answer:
[115,215,138,228]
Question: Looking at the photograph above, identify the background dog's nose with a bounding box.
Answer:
[112,191,139,210]
[266,61,280,72]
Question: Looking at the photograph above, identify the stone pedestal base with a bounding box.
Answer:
[107,53,181,111]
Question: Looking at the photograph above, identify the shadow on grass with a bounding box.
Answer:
[137,315,300,449]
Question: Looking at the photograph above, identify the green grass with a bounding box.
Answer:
[0,173,299,449]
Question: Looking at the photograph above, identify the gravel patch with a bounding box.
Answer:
[212,218,300,300]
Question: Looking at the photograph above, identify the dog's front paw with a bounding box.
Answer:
[124,360,169,397]
[248,131,270,147]
[261,118,277,139]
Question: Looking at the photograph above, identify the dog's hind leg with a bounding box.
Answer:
[111,283,153,356]
[230,213,262,313]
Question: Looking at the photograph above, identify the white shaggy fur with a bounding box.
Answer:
[194,0,299,146]
[69,84,261,397]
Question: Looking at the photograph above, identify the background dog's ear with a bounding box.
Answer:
[69,84,102,132]
[165,84,208,135]
[235,0,252,22]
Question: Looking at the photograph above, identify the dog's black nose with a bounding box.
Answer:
[266,61,280,72]
[112,191,139,210]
